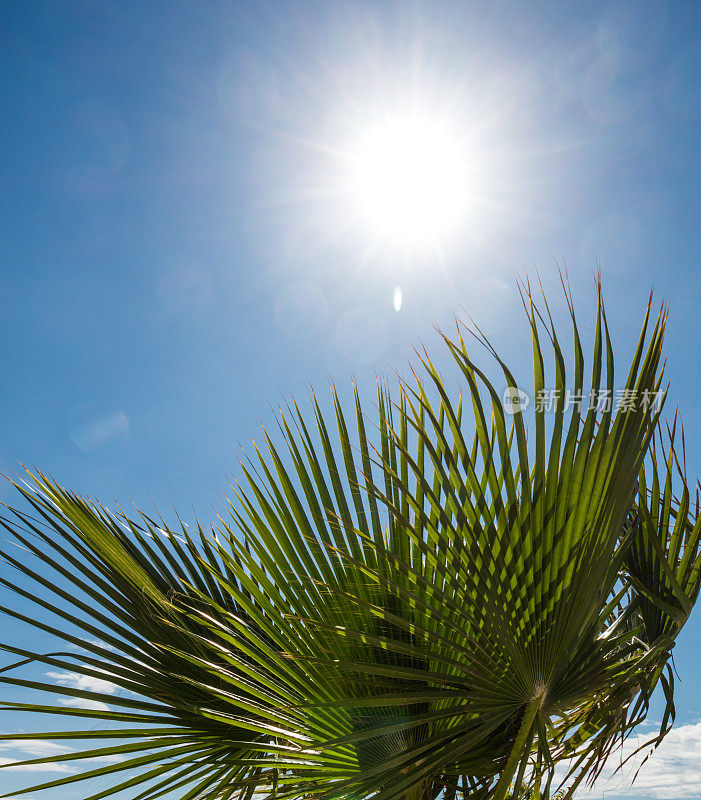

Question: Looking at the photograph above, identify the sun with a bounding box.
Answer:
[347,114,468,246]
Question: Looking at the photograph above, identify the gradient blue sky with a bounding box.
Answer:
[1,2,701,798]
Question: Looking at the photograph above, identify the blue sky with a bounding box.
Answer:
[1,1,700,798]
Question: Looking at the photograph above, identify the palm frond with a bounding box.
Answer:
[1,280,699,800]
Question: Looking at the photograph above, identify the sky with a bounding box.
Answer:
[1,1,701,798]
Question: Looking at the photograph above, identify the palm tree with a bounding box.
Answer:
[2,281,700,800]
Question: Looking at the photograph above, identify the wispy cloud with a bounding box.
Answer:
[46,668,119,712]
[578,722,701,799]
[0,757,74,773]
[0,736,123,774]
[0,739,74,774]
[45,670,119,696]
[0,740,72,757]
[68,638,116,653]
[57,696,111,712]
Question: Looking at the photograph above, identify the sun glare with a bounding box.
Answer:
[348,115,468,246]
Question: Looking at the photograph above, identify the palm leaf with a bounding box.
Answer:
[1,280,699,800]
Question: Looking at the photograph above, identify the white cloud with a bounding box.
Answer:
[58,697,111,712]
[576,722,701,799]
[46,670,119,696]
[68,638,116,653]
[0,736,122,774]
[0,757,74,773]
[0,740,71,757]
[0,741,75,774]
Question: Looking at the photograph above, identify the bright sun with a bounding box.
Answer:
[348,115,468,246]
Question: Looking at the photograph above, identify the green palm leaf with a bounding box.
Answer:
[1,280,699,800]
